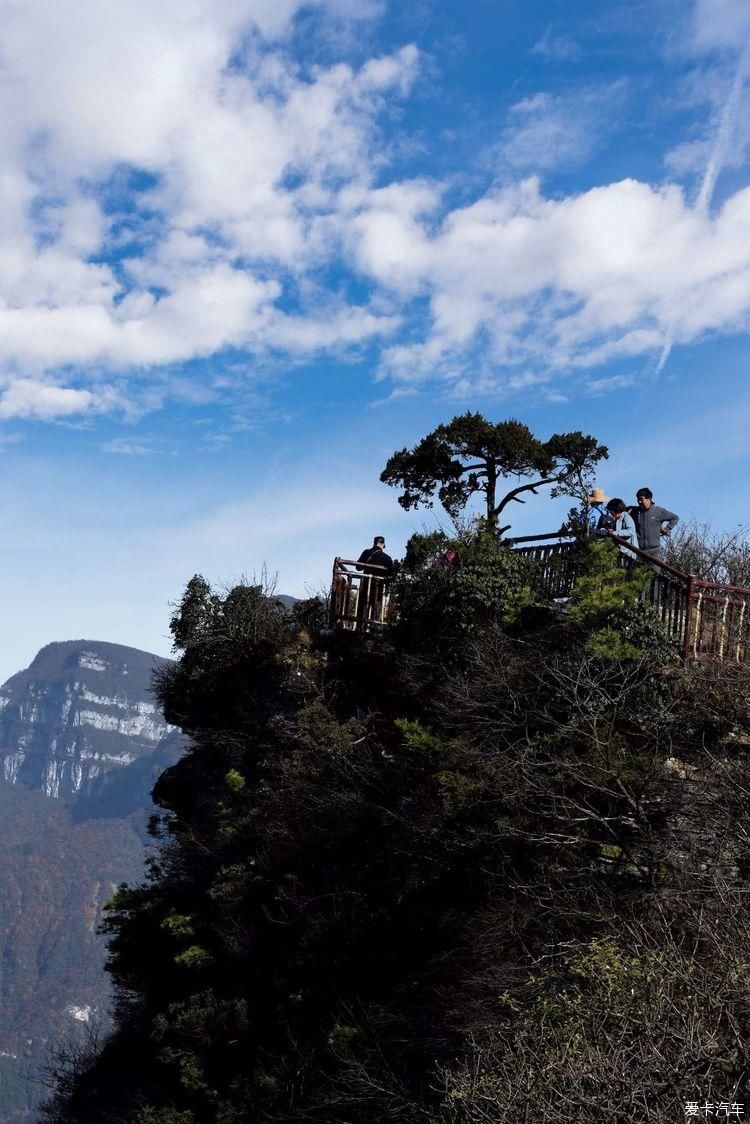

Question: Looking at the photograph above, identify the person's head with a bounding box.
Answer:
[587,487,608,508]
[373,536,386,549]
[607,498,627,518]
[636,487,653,510]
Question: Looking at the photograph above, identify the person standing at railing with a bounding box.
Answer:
[601,498,637,559]
[356,536,396,576]
[355,536,396,625]
[630,488,679,561]
[584,487,611,535]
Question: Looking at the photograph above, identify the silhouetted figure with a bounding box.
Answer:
[356,536,395,626]
[356,536,395,577]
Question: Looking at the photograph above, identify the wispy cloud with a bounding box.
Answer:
[101,437,154,455]
[0,380,120,421]
[585,374,638,396]
[499,82,626,173]
[530,26,582,63]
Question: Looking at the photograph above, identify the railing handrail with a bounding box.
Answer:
[607,535,693,583]
[506,531,573,545]
[514,531,696,586]
[334,557,390,575]
[511,530,750,666]
[691,576,750,594]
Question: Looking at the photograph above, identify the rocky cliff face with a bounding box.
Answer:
[0,640,184,1121]
[0,640,176,800]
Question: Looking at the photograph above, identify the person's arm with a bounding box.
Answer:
[623,513,637,544]
[660,508,679,535]
[356,549,370,571]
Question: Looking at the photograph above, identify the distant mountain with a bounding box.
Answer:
[0,641,176,801]
[0,641,184,1123]
[275,594,298,610]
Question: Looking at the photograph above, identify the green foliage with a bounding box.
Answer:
[44,528,750,1124]
[443,914,750,1122]
[568,539,671,660]
[162,911,196,939]
[291,595,329,634]
[394,529,532,659]
[224,769,245,793]
[174,945,214,969]
[380,412,607,532]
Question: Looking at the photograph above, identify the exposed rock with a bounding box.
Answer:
[663,756,698,780]
[0,640,177,800]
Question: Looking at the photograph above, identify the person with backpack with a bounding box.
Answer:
[584,487,610,536]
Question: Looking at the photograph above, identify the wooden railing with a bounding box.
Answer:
[509,533,750,664]
[511,535,580,600]
[329,558,396,632]
[329,534,750,662]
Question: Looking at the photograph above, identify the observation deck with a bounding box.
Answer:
[329,532,750,664]
[329,557,397,632]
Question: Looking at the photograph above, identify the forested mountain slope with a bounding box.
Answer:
[0,785,145,1121]
[41,552,750,1124]
[0,642,185,1122]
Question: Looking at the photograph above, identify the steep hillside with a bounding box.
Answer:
[0,784,145,1121]
[0,641,183,1122]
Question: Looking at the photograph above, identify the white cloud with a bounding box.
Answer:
[102,438,154,455]
[692,0,750,52]
[585,374,637,395]
[348,175,750,394]
[2,0,750,416]
[500,83,627,173]
[0,0,418,404]
[0,380,117,421]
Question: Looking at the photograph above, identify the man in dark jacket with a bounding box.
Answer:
[631,488,679,560]
[355,537,396,626]
[356,536,395,576]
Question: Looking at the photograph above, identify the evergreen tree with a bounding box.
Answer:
[380,413,608,534]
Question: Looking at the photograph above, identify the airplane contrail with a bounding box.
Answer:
[654,44,750,376]
[696,45,750,216]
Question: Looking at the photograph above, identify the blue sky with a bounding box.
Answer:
[0,0,749,681]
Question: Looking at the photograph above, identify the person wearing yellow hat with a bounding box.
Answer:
[584,487,610,536]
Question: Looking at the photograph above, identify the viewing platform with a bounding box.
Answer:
[329,557,397,632]
[330,531,750,665]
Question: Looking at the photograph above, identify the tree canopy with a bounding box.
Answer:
[380,412,608,534]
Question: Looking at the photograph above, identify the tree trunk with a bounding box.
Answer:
[485,461,497,530]
[494,476,556,520]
